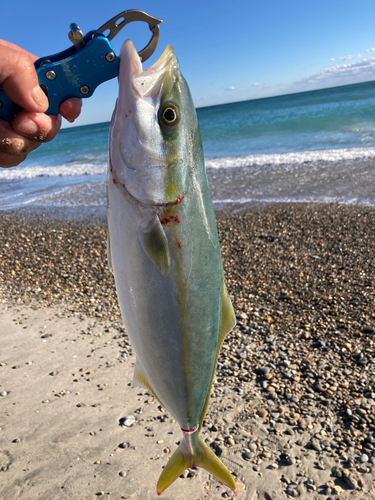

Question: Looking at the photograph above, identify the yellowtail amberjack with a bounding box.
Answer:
[107,39,237,495]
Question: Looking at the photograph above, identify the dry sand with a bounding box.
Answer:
[1,203,375,500]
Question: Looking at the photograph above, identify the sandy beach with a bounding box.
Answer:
[1,203,375,500]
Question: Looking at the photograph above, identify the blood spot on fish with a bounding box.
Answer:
[181,425,198,433]
[160,215,181,226]
[177,241,182,249]
[112,178,117,184]
[175,194,185,205]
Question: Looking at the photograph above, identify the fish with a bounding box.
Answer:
[107,39,237,495]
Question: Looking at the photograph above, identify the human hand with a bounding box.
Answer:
[0,40,82,168]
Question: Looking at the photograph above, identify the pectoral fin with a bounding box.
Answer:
[198,277,236,431]
[138,215,170,277]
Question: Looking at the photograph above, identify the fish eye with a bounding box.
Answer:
[160,104,179,127]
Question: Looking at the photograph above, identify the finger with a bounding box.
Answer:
[59,98,82,122]
[12,111,62,143]
[0,45,48,112]
[0,120,42,169]
[0,39,38,62]
[0,150,28,168]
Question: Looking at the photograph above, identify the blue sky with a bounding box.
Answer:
[3,0,375,127]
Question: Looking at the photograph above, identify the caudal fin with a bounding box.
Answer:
[157,430,236,495]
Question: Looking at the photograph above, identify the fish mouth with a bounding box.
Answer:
[119,40,177,100]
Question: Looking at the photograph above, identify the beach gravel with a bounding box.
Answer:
[0,202,374,499]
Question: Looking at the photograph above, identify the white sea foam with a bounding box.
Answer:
[0,163,107,180]
[212,196,375,206]
[205,147,375,169]
[2,147,375,181]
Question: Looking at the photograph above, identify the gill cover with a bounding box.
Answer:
[109,40,191,206]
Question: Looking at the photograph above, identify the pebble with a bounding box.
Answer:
[359,453,369,463]
[258,366,270,375]
[343,471,358,489]
[0,391,7,397]
[285,455,296,465]
[121,415,136,427]
[1,205,375,496]
[285,486,298,497]
[331,466,343,477]
[296,418,306,429]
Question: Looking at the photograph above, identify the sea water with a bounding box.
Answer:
[1,81,375,210]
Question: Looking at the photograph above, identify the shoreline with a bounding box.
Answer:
[1,202,375,499]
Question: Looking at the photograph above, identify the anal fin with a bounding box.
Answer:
[133,361,164,406]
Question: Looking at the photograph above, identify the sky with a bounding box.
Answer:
[2,0,375,127]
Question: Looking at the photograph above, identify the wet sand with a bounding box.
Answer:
[1,203,375,499]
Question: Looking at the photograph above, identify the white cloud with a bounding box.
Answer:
[330,58,335,61]
[252,82,261,87]
[225,86,236,91]
[365,48,375,52]
[340,54,361,61]
[289,58,375,93]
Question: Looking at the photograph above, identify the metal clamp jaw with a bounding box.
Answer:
[0,9,162,122]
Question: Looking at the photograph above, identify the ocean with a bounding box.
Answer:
[1,81,375,211]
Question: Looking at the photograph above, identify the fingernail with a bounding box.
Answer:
[15,117,39,136]
[31,86,48,108]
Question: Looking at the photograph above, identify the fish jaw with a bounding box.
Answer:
[109,40,181,206]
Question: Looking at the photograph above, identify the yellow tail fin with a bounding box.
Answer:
[157,429,236,495]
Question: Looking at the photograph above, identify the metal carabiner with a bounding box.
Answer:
[95,9,162,62]
[0,9,163,122]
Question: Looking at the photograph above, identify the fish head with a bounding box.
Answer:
[109,40,201,206]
